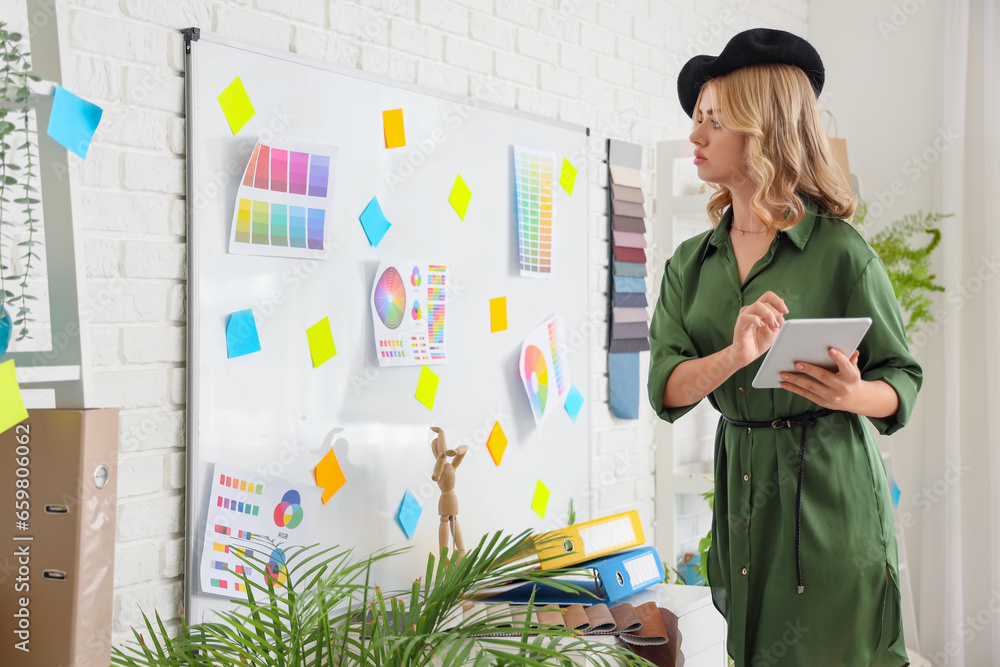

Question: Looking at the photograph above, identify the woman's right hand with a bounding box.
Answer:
[730,291,788,369]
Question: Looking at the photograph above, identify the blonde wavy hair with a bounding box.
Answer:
[693,63,857,229]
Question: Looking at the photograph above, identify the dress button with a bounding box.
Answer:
[738,386,744,393]
[747,427,751,434]
[744,520,749,528]
[742,567,748,576]
[743,474,749,481]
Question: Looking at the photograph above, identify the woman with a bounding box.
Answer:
[647,29,921,667]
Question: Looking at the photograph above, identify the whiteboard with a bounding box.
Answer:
[184,30,591,621]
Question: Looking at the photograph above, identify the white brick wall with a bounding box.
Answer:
[49,0,807,647]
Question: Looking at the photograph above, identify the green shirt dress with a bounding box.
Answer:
[647,197,921,667]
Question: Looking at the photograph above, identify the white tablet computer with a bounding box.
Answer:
[751,317,872,390]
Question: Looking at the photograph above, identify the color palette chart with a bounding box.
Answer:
[513,146,557,278]
[200,463,319,600]
[370,262,449,367]
[607,140,650,420]
[229,139,339,259]
[518,316,571,426]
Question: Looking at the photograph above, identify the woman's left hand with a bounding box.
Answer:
[780,348,864,412]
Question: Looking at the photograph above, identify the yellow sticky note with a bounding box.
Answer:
[531,479,550,519]
[449,174,472,220]
[314,448,347,504]
[306,317,337,368]
[0,360,28,436]
[383,108,406,148]
[217,76,256,135]
[486,421,507,466]
[415,365,439,410]
[559,158,578,196]
[489,296,507,333]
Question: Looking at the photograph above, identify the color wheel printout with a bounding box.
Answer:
[370,261,449,367]
[200,463,319,600]
[229,139,339,259]
[518,315,571,425]
[513,146,557,278]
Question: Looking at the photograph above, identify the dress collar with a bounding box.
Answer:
[703,195,819,259]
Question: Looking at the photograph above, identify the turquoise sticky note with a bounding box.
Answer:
[564,383,584,423]
[359,196,391,247]
[47,85,103,159]
[226,309,261,358]
[891,480,901,508]
[396,488,422,539]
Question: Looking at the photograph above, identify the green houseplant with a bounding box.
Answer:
[112,530,656,667]
[0,21,42,349]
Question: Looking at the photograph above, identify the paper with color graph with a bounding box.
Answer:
[518,315,571,426]
[229,139,339,260]
[200,463,320,600]
[370,261,449,367]
[513,146,557,278]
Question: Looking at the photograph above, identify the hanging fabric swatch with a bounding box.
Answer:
[606,140,650,419]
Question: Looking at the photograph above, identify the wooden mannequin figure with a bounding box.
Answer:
[430,426,468,560]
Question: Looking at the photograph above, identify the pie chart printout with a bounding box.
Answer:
[373,266,406,329]
[523,345,549,418]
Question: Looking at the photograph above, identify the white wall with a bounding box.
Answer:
[44,0,807,646]
[809,0,946,655]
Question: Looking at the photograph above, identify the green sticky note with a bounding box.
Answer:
[415,365,440,410]
[0,360,28,436]
[306,317,337,368]
[449,174,472,220]
[217,76,256,135]
[531,479,550,519]
[559,158,578,196]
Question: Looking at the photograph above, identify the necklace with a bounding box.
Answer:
[731,216,773,235]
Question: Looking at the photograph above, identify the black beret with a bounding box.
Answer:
[677,28,825,118]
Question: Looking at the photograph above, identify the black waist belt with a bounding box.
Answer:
[719,408,836,594]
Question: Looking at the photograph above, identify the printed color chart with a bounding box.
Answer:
[370,262,449,367]
[513,147,557,278]
[200,463,319,601]
[229,140,339,260]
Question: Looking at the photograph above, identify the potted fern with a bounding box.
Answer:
[112,530,656,667]
[0,22,42,353]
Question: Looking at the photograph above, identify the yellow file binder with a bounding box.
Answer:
[533,510,644,570]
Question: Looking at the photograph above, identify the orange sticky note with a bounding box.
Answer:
[486,421,507,466]
[415,365,439,410]
[489,297,507,333]
[314,449,347,504]
[531,479,550,519]
[383,108,406,148]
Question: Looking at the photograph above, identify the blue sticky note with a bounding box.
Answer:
[564,383,584,423]
[47,85,104,159]
[609,352,639,420]
[396,488,422,540]
[613,276,646,294]
[226,309,261,358]
[359,196,391,247]
[891,480,901,508]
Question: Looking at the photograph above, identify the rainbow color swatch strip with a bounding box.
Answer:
[217,495,261,516]
[428,265,447,361]
[234,199,325,250]
[547,319,568,398]
[214,524,254,540]
[514,148,555,276]
[219,473,264,495]
[242,143,330,197]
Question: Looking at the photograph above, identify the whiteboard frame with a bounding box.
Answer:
[184,28,592,620]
